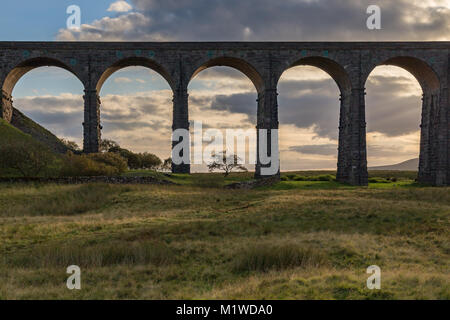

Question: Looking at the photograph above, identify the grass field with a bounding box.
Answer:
[0,172,449,300]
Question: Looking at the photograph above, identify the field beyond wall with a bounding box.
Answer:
[0,172,449,299]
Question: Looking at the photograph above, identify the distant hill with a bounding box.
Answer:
[369,158,419,171]
[10,108,69,154]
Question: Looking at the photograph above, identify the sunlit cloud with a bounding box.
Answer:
[107,1,133,13]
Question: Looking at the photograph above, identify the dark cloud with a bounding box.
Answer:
[102,96,169,114]
[58,0,450,41]
[15,96,83,111]
[289,144,338,156]
[278,77,341,139]
[103,119,170,131]
[210,93,257,121]
[15,96,83,138]
[189,96,211,108]
[19,109,83,139]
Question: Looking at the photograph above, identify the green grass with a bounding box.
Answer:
[10,108,69,154]
[0,118,62,178]
[0,118,36,148]
[0,172,448,300]
[0,184,132,217]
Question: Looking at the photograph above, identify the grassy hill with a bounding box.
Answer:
[10,108,69,154]
[0,118,61,177]
[0,117,38,142]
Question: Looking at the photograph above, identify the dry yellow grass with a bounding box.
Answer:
[0,175,449,299]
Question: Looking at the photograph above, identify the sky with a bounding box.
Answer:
[3,0,450,171]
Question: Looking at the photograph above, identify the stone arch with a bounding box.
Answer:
[276,56,353,179]
[90,56,176,155]
[364,56,440,93]
[189,56,265,93]
[364,56,441,184]
[96,57,175,93]
[278,56,352,94]
[187,56,264,175]
[2,57,83,95]
[1,57,84,123]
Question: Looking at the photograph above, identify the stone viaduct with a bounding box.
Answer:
[0,42,449,186]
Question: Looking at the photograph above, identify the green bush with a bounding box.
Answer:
[0,137,57,177]
[124,150,143,169]
[108,146,161,170]
[141,152,162,169]
[368,177,391,183]
[87,152,127,175]
[282,174,336,182]
[367,170,417,180]
[59,152,117,177]
[316,174,336,182]
[100,139,162,170]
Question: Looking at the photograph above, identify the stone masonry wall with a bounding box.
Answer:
[0,42,448,186]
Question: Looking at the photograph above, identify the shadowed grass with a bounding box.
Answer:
[4,241,176,268]
[233,243,329,273]
[0,184,132,217]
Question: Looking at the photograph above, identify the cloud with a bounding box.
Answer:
[14,94,84,141]
[200,68,423,140]
[210,93,257,122]
[366,74,422,137]
[15,94,83,113]
[56,13,169,41]
[57,0,450,41]
[114,77,133,83]
[289,144,338,156]
[107,1,133,13]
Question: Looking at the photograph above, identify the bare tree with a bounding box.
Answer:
[207,151,248,176]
